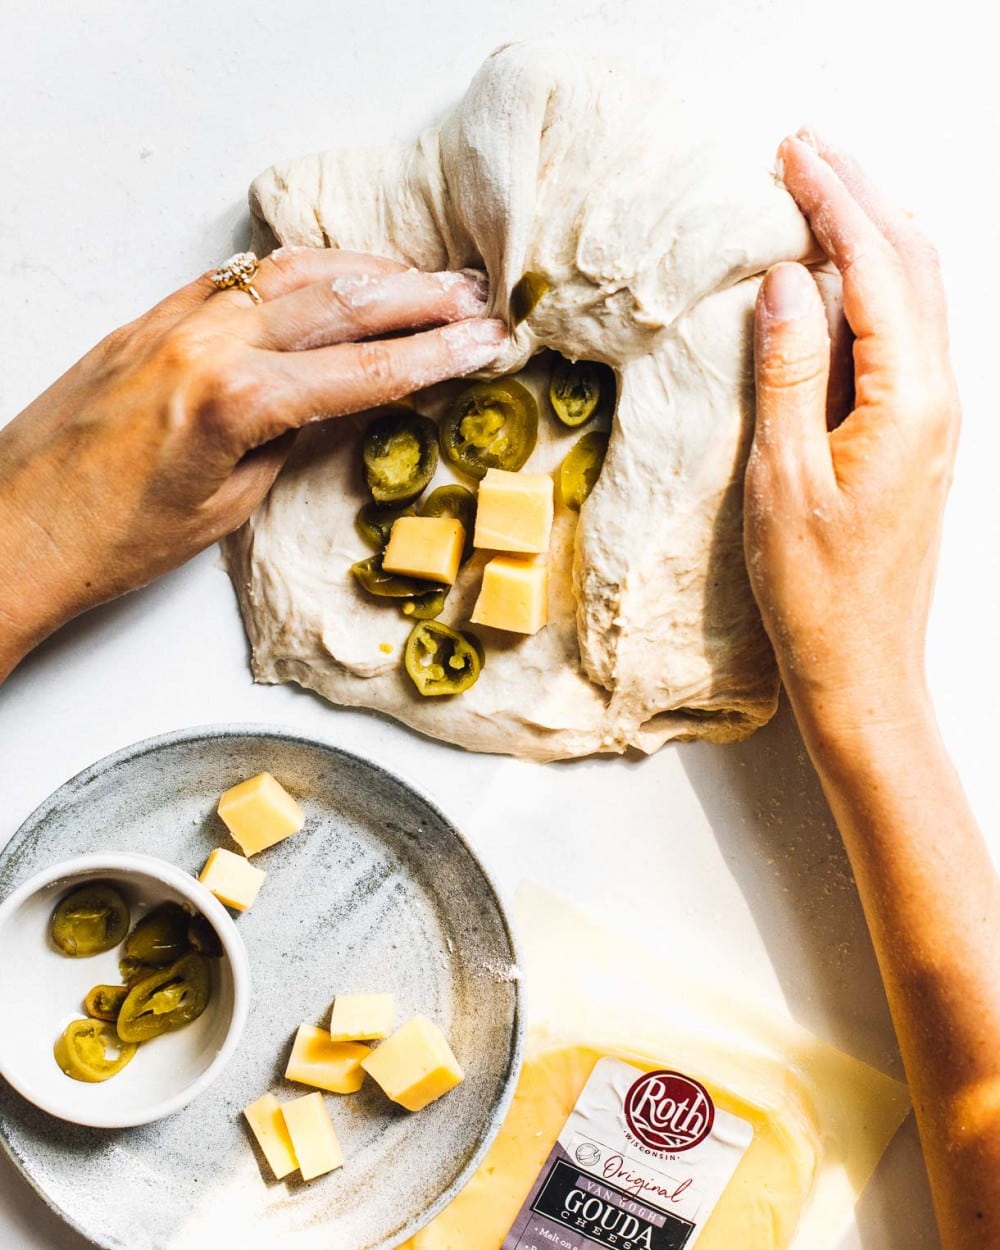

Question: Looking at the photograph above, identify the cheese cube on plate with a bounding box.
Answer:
[217,772,305,855]
[244,1092,299,1180]
[361,1014,464,1112]
[473,468,553,554]
[286,1023,371,1094]
[471,556,548,635]
[280,1092,344,1181]
[199,847,266,912]
[382,516,465,584]
[329,993,394,1042]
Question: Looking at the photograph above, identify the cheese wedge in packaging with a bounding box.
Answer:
[403,886,911,1250]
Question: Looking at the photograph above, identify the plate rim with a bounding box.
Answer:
[0,722,525,1250]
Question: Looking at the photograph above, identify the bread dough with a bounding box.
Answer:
[228,42,822,762]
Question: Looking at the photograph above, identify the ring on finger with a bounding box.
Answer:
[210,251,263,304]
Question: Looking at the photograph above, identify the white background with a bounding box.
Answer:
[1,2,997,1247]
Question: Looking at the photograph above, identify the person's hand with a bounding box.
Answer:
[744,132,961,741]
[0,248,506,680]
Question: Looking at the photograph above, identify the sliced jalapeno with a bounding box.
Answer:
[351,554,447,602]
[355,501,415,550]
[187,913,223,958]
[559,431,610,511]
[122,902,191,968]
[404,621,483,697]
[439,379,538,480]
[549,357,616,428]
[54,1019,137,1083]
[510,270,551,326]
[116,953,212,1043]
[84,984,129,1023]
[362,409,438,505]
[400,588,449,621]
[420,485,477,561]
[50,883,130,957]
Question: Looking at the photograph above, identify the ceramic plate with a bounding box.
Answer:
[0,726,523,1250]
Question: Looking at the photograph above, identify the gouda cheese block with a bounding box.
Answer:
[383,516,465,584]
[243,1092,298,1180]
[473,468,553,554]
[361,1014,464,1112]
[199,847,266,912]
[217,772,304,856]
[279,1092,344,1181]
[330,993,394,1042]
[286,1023,372,1094]
[471,556,548,635]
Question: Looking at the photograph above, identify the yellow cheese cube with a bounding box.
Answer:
[361,1014,464,1112]
[329,993,395,1042]
[279,1092,344,1181]
[382,516,465,584]
[217,772,305,856]
[473,468,553,554]
[199,847,266,912]
[471,556,548,635]
[244,1092,299,1180]
[286,1023,372,1094]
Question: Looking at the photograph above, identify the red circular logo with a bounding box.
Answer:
[623,1070,715,1152]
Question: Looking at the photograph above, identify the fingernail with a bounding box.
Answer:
[459,268,490,302]
[760,264,817,320]
[441,317,507,360]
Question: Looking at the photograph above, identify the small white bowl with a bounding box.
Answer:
[0,852,250,1128]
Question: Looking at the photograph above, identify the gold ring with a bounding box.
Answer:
[210,251,263,304]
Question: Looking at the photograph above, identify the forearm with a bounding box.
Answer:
[793,687,1000,1249]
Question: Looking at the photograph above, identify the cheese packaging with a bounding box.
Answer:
[217,772,305,855]
[402,887,911,1250]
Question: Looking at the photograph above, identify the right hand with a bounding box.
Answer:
[744,133,961,739]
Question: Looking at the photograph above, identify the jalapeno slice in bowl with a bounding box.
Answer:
[54,1019,138,1083]
[116,952,212,1043]
[440,379,538,479]
[84,984,129,1023]
[549,357,616,428]
[50,883,130,957]
[122,902,191,967]
[420,485,477,561]
[363,409,438,504]
[559,430,610,511]
[404,621,483,696]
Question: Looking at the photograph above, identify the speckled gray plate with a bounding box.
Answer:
[0,726,523,1250]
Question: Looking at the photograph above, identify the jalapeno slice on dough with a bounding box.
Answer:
[351,554,448,602]
[122,902,191,968]
[420,485,477,561]
[439,379,538,479]
[400,588,449,621]
[116,953,212,1043]
[510,270,551,326]
[355,501,415,550]
[50,883,130,957]
[54,1019,138,1083]
[559,431,610,511]
[404,621,483,696]
[549,357,616,428]
[362,409,438,505]
[84,984,129,1023]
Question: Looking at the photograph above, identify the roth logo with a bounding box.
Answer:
[623,1070,715,1152]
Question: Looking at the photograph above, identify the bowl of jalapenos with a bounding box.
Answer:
[0,851,250,1127]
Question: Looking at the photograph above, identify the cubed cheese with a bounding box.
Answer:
[382,516,465,584]
[279,1092,344,1181]
[329,993,395,1042]
[199,847,266,912]
[361,1014,464,1112]
[217,772,305,856]
[286,1023,372,1094]
[471,556,548,635]
[473,468,553,554]
[244,1092,299,1180]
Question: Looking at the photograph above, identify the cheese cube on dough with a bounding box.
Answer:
[217,772,305,855]
[243,1092,299,1180]
[329,993,394,1042]
[279,1092,344,1181]
[199,847,266,912]
[286,1023,372,1094]
[473,468,553,554]
[382,516,465,584]
[471,556,548,635]
[360,1014,464,1112]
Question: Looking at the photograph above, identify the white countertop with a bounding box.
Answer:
[1,2,997,1247]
